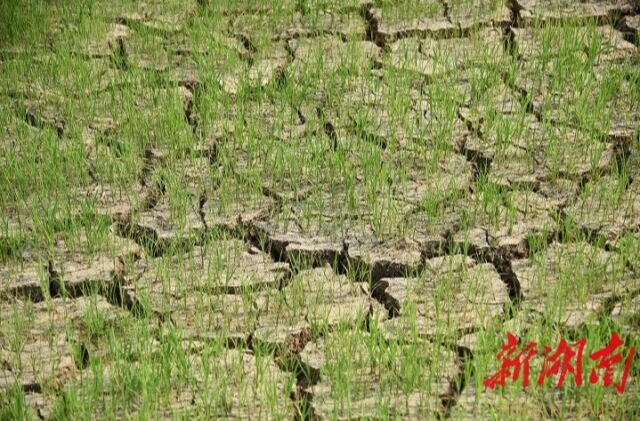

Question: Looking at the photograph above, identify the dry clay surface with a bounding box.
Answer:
[1,0,640,419]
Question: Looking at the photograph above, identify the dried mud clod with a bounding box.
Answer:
[252,266,382,351]
[374,255,509,341]
[446,0,512,32]
[511,241,640,329]
[1,296,130,396]
[368,1,455,46]
[618,14,640,44]
[511,26,639,145]
[565,176,640,245]
[0,259,50,303]
[47,230,143,300]
[514,0,635,26]
[0,229,143,304]
[383,27,511,79]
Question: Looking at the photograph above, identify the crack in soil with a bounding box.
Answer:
[361,3,380,46]
[439,342,474,420]
[507,0,524,28]
[457,110,492,183]
[21,107,65,139]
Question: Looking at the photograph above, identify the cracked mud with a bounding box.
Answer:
[1,0,640,419]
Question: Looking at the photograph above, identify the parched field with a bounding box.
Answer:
[1,0,640,419]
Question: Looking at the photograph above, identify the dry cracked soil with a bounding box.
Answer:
[1,0,640,420]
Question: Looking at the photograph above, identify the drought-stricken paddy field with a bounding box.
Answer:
[1,0,640,419]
